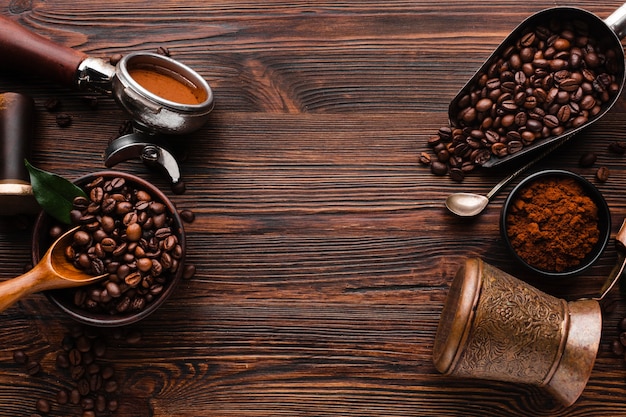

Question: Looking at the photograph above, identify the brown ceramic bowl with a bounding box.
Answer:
[32,171,185,327]
[500,169,610,278]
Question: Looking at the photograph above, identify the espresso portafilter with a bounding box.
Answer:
[0,15,215,184]
[0,92,39,216]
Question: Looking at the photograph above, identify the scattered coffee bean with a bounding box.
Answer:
[56,389,69,405]
[608,141,626,155]
[55,113,73,128]
[418,151,432,165]
[35,398,50,413]
[156,46,171,56]
[109,53,123,66]
[44,97,61,112]
[25,360,41,376]
[596,166,610,182]
[183,264,196,280]
[13,350,28,365]
[430,160,448,176]
[179,209,195,223]
[125,329,142,345]
[579,152,597,167]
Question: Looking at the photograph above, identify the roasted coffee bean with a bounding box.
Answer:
[183,264,196,280]
[71,365,86,381]
[156,45,171,56]
[104,379,119,393]
[35,398,50,413]
[44,97,61,111]
[96,394,107,412]
[597,166,610,182]
[25,360,41,375]
[56,352,70,368]
[77,378,91,396]
[55,113,73,127]
[430,161,447,176]
[101,365,115,380]
[609,141,626,155]
[579,152,597,167]
[56,389,69,404]
[89,373,103,392]
[108,398,119,412]
[125,330,142,344]
[69,348,82,365]
[109,53,123,66]
[70,387,81,404]
[13,350,28,365]
[81,396,95,410]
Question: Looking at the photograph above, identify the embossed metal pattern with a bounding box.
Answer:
[450,261,567,385]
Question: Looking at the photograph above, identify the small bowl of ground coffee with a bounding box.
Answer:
[500,169,610,277]
[32,171,186,327]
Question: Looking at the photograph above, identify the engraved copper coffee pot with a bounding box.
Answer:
[0,16,215,184]
[433,219,626,407]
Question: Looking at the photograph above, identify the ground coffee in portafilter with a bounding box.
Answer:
[424,16,622,181]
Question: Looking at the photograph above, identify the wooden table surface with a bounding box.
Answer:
[2,1,626,416]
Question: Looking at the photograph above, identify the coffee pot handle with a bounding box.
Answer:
[0,15,87,86]
[595,218,626,301]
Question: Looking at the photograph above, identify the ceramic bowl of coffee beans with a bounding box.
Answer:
[500,169,610,278]
[32,171,186,327]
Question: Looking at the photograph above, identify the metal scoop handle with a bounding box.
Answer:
[605,2,626,38]
[0,15,87,86]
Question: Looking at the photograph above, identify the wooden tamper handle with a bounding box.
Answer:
[0,93,35,183]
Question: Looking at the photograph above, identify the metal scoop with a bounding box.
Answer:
[0,227,107,313]
[0,15,214,182]
[448,4,626,167]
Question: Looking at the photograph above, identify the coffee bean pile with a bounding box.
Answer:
[12,326,128,416]
[63,175,183,315]
[425,17,622,181]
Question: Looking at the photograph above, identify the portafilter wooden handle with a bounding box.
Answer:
[0,15,87,86]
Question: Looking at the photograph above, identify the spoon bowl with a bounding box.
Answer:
[445,193,489,217]
[0,226,107,313]
[445,139,566,217]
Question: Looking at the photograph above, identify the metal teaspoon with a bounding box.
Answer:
[445,139,566,217]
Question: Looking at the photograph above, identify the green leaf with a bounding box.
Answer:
[25,159,87,224]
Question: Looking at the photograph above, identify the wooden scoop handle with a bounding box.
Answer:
[0,266,52,313]
[0,15,87,86]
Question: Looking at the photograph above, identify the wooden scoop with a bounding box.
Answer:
[0,226,107,312]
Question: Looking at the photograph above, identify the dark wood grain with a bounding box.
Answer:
[2,1,626,416]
